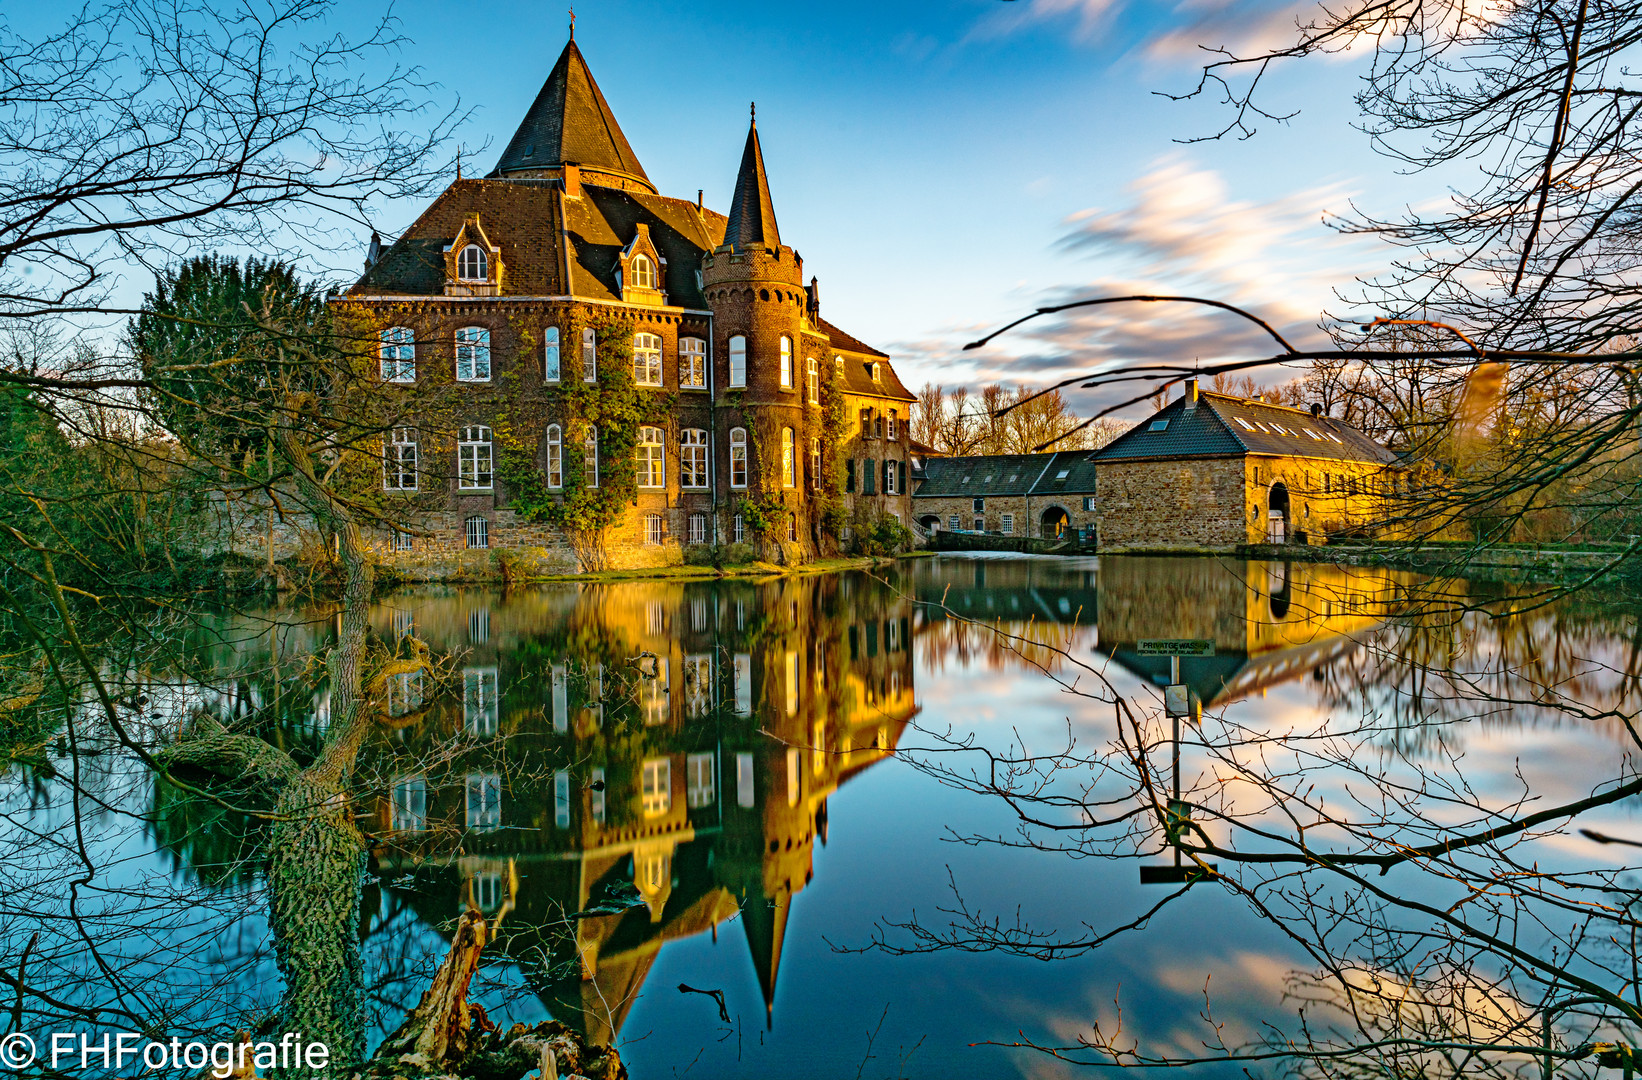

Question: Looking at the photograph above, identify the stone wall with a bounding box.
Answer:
[1094,457,1248,551]
[911,493,1095,539]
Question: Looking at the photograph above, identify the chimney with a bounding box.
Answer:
[807,275,820,317]
[1183,377,1198,412]
[562,162,581,198]
[364,231,382,272]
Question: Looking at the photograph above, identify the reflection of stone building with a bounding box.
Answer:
[1092,381,1399,550]
[1098,557,1411,706]
[363,575,917,1041]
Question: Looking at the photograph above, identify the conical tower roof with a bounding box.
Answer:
[723,111,781,251]
[739,889,791,1027]
[490,37,655,192]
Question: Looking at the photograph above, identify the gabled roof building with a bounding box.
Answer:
[339,34,915,570]
[912,451,1100,539]
[1091,379,1399,550]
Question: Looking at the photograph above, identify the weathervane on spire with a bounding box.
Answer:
[750,101,756,124]
[568,7,575,38]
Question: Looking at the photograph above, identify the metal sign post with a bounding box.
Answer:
[1140,649,1217,885]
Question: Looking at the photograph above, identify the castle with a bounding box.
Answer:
[339,33,915,570]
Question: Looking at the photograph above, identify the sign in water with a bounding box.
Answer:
[1136,639,1216,656]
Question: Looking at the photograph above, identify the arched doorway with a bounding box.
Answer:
[918,514,941,533]
[1040,506,1070,539]
[1267,483,1290,544]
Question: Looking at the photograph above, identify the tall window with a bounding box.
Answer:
[860,407,873,438]
[806,356,818,404]
[733,514,745,544]
[636,426,665,488]
[680,428,708,488]
[380,327,415,382]
[464,668,499,734]
[391,777,427,832]
[458,426,492,489]
[779,336,793,387]
[687,512,708,544]
[543,326,560,381]
[466,772,501,831]
[888,409,898,440]
[384,427,417,491]
[630,254,656,288]
[644,513,664,545]
[641,758,671,818]
[582,327,597,381]
[687,752,715,808]
[455,327,490,382]
[871,362,882,383]
[787,514,797,542]
[545,425,562,488]
[810,437,821,487]
[464,515,489,549]
[680,337,706,388]
[584,425,599,487]
[728,335,746,387]
[457,244,487,281]
[729,427,747,488]
[633,332,663,386]
[781,427,795,488]
[885,459,899,495]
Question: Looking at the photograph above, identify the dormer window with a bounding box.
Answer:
[871,362,882,383]
[630,255,657,289]
[457,244,488,282]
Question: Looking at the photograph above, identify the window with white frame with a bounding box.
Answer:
[392,776,427,832]
[888,410,898,440]
[786,747,801,806]
[386,671,422,717]
[583,425,599,486]
[683,654,712,718]
[736,752,755,807]
[464,515,489,549]
[554,770,571,828]
[543,326,560,381]
[551,663,568,732]
[727,428,749,488]
[679,428,708,488]
[469,608,489,643]
[630,254,657,289]
[810,438,821,486]
[392,529,414,553]
[835,355,845,378]
[779,336,793,387]
[380,326,415,382]
[806,356,819,404]
[733,653,752,715]
[680,337,706,388]
[590,766,606,823]
[383,427,417,490]
[458,426,493,489]
[641,757,671,817]
[466,772,501,831]
[732,514,745,544]
[463,667,499,735]
[871,362,882,383]
[1001,513,1015,535]
[455,327,491,382]
[640,657,669,725]
[781,427,795,487]
[949,514,960,531]
[728,335,746,387]
[636,426,664,487]
[633,332,663,386]
[686,752,715,808]
[885,460,898,495]
[581,328,597,381]
[545,425,562,488]
[687,511,708,544]
[457,244,488,281]
[644,513,664,545]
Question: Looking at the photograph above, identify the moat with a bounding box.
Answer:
[4,554,1638,1078]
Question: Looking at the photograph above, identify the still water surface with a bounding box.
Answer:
[11,554,1640,1078]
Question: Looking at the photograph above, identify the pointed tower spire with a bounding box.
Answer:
[739,890,791,1028]
[490,37,655,193]
[723,106,781,251]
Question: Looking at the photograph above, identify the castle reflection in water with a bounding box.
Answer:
[353,558,1408,1044]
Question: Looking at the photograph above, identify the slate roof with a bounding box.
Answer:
[347,178,724,308]
[1093,390,1397,466]
[913,451,1099,499]
[490,39,654,191]
[723,119,780,251]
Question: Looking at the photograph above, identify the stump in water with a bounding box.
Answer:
[362,911,625,1080]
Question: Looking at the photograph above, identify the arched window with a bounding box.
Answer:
[545,425,563,488]
[455,327,491,382]
[630,255,656,289]
[680,428,708,489]
[458,426,493,490]
[729,427,748,488]
[835,355,845,376]
[806,356,819,404]
[636,426,665,488]
[457,244,488,281]
[871,362,882,383]
[543,326,561,381]
[633,332,663,386]
[680,337,706,388]
[779,336,793,387]
[781,427,795,488]
[380,327,415,382]
[728,335,747,387]
[810,437,821,486]
[584,425,599,487]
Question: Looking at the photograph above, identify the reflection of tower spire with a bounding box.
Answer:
[739,890,791,1026]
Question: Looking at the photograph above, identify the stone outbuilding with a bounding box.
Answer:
[912,451,1099,539]
[1092,379,1398,551]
